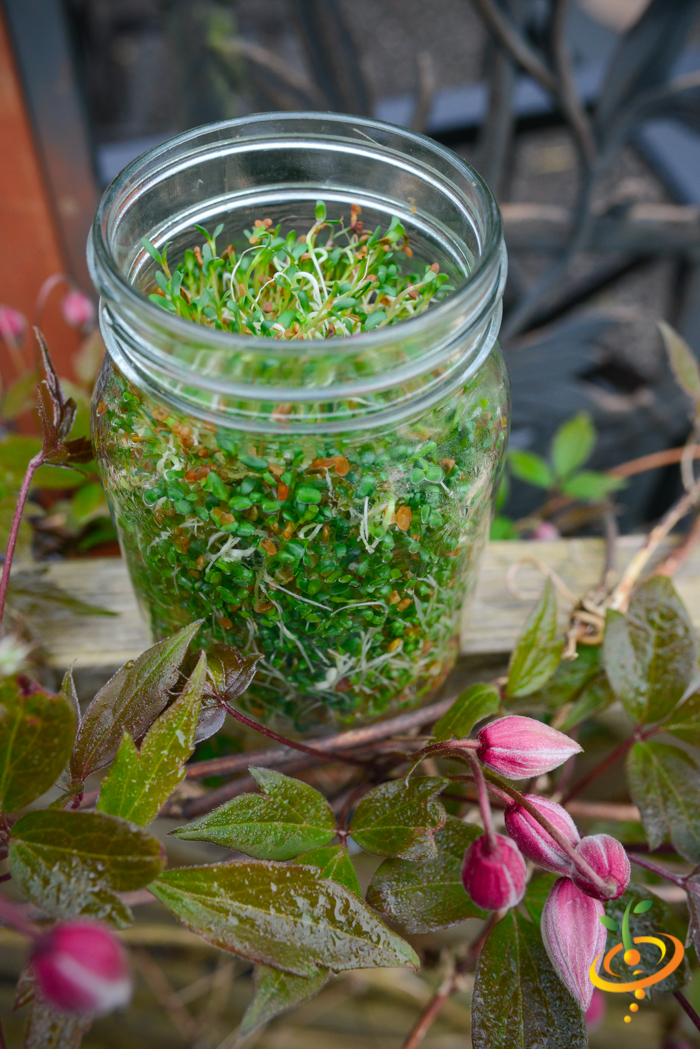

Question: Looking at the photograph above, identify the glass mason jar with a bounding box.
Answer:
[88,113,509,733]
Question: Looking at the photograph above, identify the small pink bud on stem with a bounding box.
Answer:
[570,834,631,901]
[541,877,606,1010]
[461,833,527,910]
[476,716,583,778]
[31,921,132,1015]
[504,794,580,876]
[61,290,96,330]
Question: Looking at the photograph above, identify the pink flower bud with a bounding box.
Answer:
[31,921,131,1015]
[0,305,27,341]
[585,988,606,1030]
[461,832,527,910]
[541,876,606,1010]
[476,715,582,779]
[61,290,96,330]
[570,833,630,901]
[504,794,580,875]
[532,521,559,541]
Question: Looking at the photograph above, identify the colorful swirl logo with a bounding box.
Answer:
[588,897,685,1023]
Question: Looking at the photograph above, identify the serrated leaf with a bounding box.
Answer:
[604,577,697,724]
[472,910,587,1049]
[561,471,626,502]
[659,320,700,406]
[171,767,336,860]
[297,845,361,895]
[150,862,418,975]
[72,621,201,779]
[506,580,563,699]
[432,683,500,742]
[522,873,557,925]
[508,450,553,489]
[550,413,596,481]
[604,884,691,993]
[98,653,206,825]
[9,809,165,928]
[349,777,447,860]
[664,691,700,746]
[627,741,700,862]
[0,676,76,812]
[241,964,329,1037]
[366,816,485,932]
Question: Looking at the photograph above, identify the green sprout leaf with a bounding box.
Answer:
[605,885,691,993]
[550,412,596,480]
[604,576,697,724]
[627,740,700,862]
[508,450,554,490]
[314,200,326,222]
[72,621,201,780]
[170,767,336,860]
[9,810,165,928]
[633,900,654,914]
[366,816,485,932]
[349,777,448,860]
[97,653,206,826]
[150,862,418,975]
[506,579,563,699]
[432,683,500,742]
[0,676,77,813]
[600,915,619,931]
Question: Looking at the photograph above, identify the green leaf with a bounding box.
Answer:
[0,676,76,812]
[349,777,448,860]
[604,884,691,993]
[524,644,615,730]
[2,370,39,421]
[522,873,557,925]
[23,997,92,1049]
[659,320,700,406]
[366,816,485,932]
[297,844,361,895]
[600,915,619,931]
[603,576,697,723]
[241,964,328,1037]
[97,653,206,825]
[472,910,587,1049]
[432,683,500,742]
[72,621,201,779]
[9,809,165,927]
[664,691,700,746]
[508,450,553,489]
[561,471,625,502]
[150,862,419,975]
[506,579,563,699]
[550,413,596,480]
[171,766,336,860]
[627,740,700,862]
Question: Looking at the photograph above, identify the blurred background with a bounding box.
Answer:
[3,1,700,1046]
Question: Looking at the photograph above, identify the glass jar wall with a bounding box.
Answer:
[88,113,509,732]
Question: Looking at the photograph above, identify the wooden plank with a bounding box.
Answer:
[33,536,700,683]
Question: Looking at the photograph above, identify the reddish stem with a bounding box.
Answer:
[627,853,688,889]
[222,701,368,766]
[0,451,45,628]
[560,733,640,805]
[467,753,497,850]
[0,891,40,939]
[674,990,700,1034]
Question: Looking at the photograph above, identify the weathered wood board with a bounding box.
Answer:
[31,536,700,683]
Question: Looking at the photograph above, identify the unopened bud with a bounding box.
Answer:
[476,715,582,779]
[585,988,606,1030]
[61,290,96,330]
[461,833,526,911]
[0,305,27,341]
[570,833,630,901]
[541,876,606,1010]
[31,921,131,1015]
[504,794,580,876]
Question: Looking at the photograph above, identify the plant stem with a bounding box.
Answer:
[222,701,368,766]
[0,1014,6,1049]
[467,752,497,850]
[0,891,40,939]
[674,990,700,1033]
[560,733,641,805]
[652,510,700,578]
[0,450,44,629]
[550,0,596,167]
[627,853,689,889]
[470,0,556,93]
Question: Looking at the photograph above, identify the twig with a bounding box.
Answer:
[0,892,40,938]
[550,0,596,167]
[674,990,700,1033]
[608,444,700,479]
[601,503,618,579]
[561,733,642,805]
[210,37,324,109]
[653,511,700,578]
[133,948,199,1041]
[627,853,689,890]
[222,701,368,767]
[609,476,700,611]
[0,450,44,627]
[411,51,436,134]
[469,0,556,93]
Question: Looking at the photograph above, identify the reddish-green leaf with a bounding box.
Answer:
[432,683,500,742]
[349,777,447,860]
[171,766,336,860]
[9,809,165,928]
[506,580,563,699]
[150,862,418,975]
[472,910,587,1049]
[0,676,76,812]
[366,816,485,932]
[241,964,328,1037]
[627,740,700,861]
[604,577,697,724]
[659,320,700,407]
[664,691,700,746]
[72,621,201,779]
[97,654,206,825]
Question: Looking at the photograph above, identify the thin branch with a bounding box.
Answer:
[674,990,700,1034]
[467,752,497,849]
[609,444,700,479]
[561,734,640,805]
[133,948,199,1042]
[550,0,596,167]
[469,0,556,93]
[653,511,700,578]
[222,701,369,767]
[411,51,436,133]
[627,853,689,889]
[211,37,324,109]
[0,450,44,627]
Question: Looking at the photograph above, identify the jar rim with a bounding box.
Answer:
[89,112,504,362]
